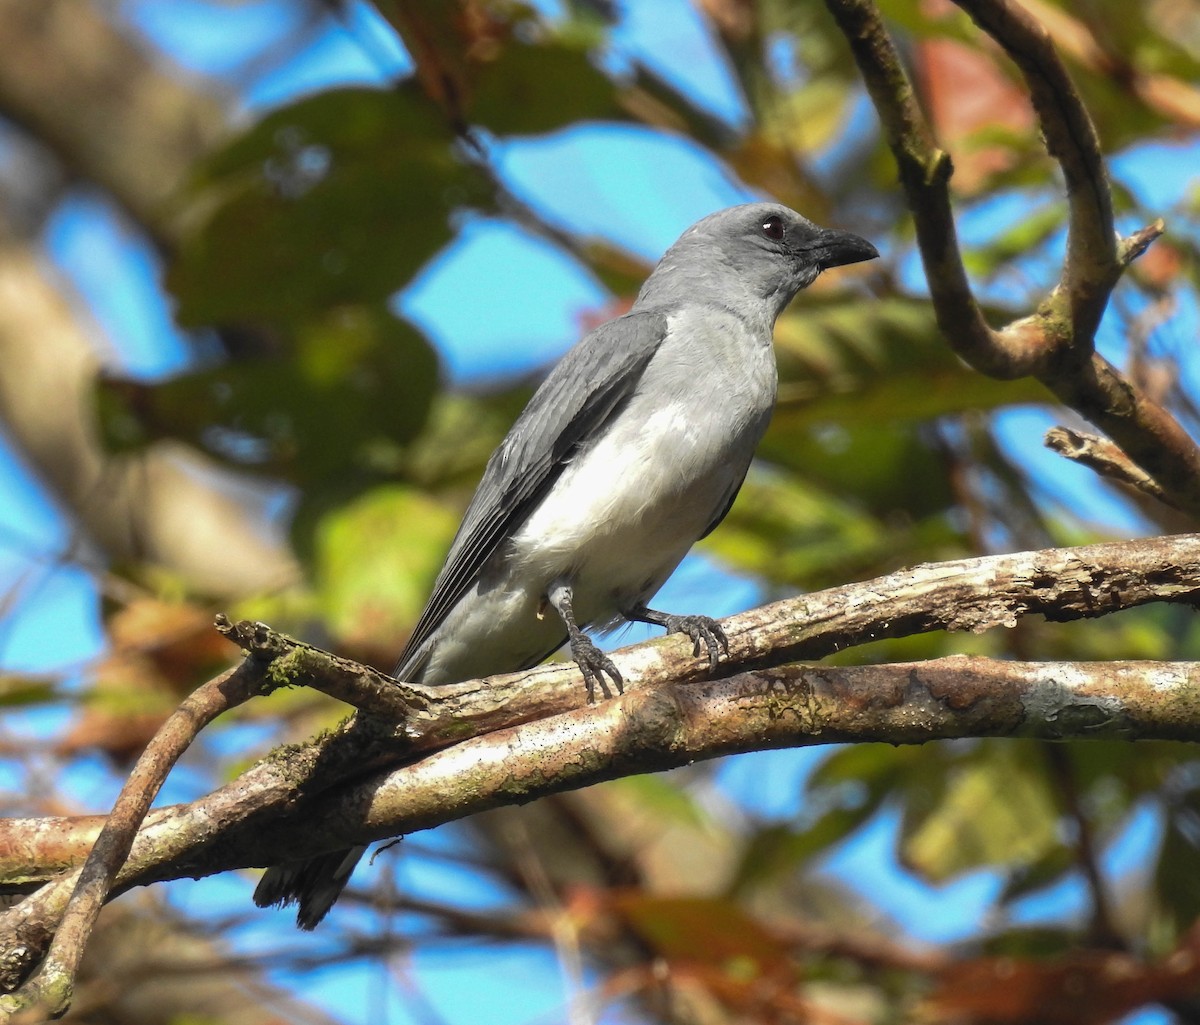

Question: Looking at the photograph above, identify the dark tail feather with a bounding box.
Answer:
[253,845,367,931]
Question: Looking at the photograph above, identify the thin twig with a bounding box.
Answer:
[822,0,1025,378]
[1042,745,1123,949]
[215,615,414,721]
[1045,426,1171,505]
[953,0,1115,343]
[0,658,269,1020]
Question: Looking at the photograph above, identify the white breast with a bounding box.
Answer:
[509,305,777,624]
[414,305,778,685]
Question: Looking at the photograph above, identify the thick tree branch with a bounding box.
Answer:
[1,535,1198,1005]
[202,534,1200,772]
[822,0,1200,517]
[7,656,1200,933]
[262,655,1200,854]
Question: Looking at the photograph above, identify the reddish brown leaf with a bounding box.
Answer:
[1131,238,1184,292]
[925,929,1200,1024]
[58,600,236,763]
[108,599,235,690]
[914,0,1034,194]
[610,893,793,970]
[378,1,496,123]
[694,0,758,42]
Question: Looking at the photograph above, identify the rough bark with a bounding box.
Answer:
[2,534,1199,1010]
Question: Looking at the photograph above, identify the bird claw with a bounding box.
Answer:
[662,614,729,670]
[569,632,624,703]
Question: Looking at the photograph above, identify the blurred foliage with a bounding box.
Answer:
[3,0,1200,1022]
[168,86,491,323]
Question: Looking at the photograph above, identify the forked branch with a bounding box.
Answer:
[823,0,1200,516]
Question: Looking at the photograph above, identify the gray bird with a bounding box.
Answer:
[254,202,878,928]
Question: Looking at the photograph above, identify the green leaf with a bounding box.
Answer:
[900,743,1061,883]
[615,896,790,968]
[770,295,1047,432]
[770,77,850,154]
[96,306,438,489]
[762,296,1047,523]
[168,86,492,325]
[977,926,1079,958]
[963,203,1067,278]
[704,469,891,588]
[730,798,886,893]
[314,485,460,649]
[809,743,923,788]
[605,775,710,830]
[0,675,59,707]
[1154,805,1200,941]
[708,442,980,593]
[468,42,623,134]
[765,419,957,518]
[726,746,920,892]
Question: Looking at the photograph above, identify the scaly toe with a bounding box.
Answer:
[572,634,623,701]
[666,614,728,669]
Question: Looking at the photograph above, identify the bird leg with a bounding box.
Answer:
[623,605,729,670]
[546,581,624,702]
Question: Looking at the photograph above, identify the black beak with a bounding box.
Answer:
[810,227,879,270]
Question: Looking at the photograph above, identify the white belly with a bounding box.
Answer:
[508,400,740,619]
[417,402,742,684]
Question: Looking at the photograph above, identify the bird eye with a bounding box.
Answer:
[760,215,785,241]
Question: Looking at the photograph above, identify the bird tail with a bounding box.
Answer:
[256,633,438,929]
[253,845,368,931]
[257,657,426,930]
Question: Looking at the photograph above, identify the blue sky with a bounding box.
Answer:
[0,1,1197,1022]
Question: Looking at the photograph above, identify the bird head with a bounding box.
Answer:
[638,203,879,323]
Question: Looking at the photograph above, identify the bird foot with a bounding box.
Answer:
[547,581,624,703]
[660,614,729,669]
[568,630,624,703]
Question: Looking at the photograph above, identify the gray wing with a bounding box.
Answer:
[699,467,749,542]
[394,310,669,679]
